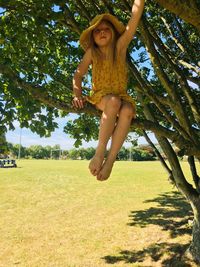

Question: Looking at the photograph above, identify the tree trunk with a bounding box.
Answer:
[137,93,200,263]
[187,199,200,263]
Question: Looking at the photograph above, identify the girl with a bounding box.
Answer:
[72,0,145,181]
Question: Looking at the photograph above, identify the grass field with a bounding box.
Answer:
[0,160,198,267]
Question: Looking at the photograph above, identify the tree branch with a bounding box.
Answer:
[131,119,200,158]
[143,130,175,185]
[127,58,192,142]
[188,156,200,193]
[74,0,91,20]
[59,4,81,34]
[146,19,200,125]
[136,92,197,199]
[154,0,200,31]
[139,17,200,143]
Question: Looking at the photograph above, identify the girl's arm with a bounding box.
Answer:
[72,48,92,109]
[117,0,145,52]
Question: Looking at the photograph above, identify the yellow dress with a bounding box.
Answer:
[86,55,136,114]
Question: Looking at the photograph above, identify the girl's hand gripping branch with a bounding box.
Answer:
[72,95,85,109]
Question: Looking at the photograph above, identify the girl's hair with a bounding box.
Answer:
[89,20,119,65]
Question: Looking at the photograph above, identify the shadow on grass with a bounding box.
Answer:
[103,243,190,266]
[103,191,194,266]
[129,191,193,238]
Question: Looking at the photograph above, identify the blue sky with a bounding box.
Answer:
[6,117,96,149]
[6,116,153,150]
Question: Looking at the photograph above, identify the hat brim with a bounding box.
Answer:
[79,13,125,51]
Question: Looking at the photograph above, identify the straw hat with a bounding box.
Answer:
[79,13,125,51]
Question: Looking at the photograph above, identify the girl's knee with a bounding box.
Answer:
[106,95,121,110]
[120,103,136,119]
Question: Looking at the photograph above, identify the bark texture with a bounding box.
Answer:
[155,0,200,31]
[187,200,200,263]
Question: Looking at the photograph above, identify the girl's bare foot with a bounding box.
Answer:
[97,159,114,181]
[89,154,104,176]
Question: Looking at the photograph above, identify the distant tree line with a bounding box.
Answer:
[5,143,157,161]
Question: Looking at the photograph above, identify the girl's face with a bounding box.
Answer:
[92,21,113,48]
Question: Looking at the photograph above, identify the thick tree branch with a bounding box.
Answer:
[188,156,200,193]
[134,123,200,160]
[178,60,200,76]
[154,0,200,31]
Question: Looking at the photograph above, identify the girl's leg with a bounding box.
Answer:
[89,95,121,176]
[97,101,135,181]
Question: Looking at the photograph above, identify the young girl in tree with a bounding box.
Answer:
[72,0,145,181]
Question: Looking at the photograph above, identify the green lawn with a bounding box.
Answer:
[0,160,198,267]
